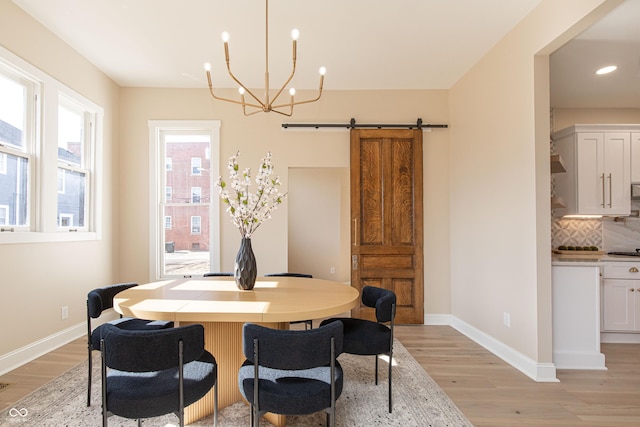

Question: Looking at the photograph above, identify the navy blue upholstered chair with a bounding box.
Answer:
[320,285,396,413]
[264,273,314,329]
[100,323,218,427]
[238,322,344,427]
[86,283,173,406]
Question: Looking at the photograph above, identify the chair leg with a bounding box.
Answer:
[388,355,393,413]
[101,341,108,427]
[252,405,261,427]
[137,420,142,427]
[213,377,219,427]
[87,347,92,406]
[374,355,379,385]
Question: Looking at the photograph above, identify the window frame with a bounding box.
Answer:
[191,215,202,235]
[0,44,103,244]
[0,57,38,233]
[148,120,221,280]
[191,186,202,204]
[191,157,202,175]
[56,93,95,232]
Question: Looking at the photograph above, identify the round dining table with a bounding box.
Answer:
[113,275,359,426]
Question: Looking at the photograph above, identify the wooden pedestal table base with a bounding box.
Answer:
[181,321,287,427]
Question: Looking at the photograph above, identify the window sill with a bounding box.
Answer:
[0,231,99,244]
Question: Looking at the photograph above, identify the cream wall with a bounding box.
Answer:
[118,88,452,316]
[0,0,628,380]
[0,1,120,359]
[288,168,350,282]
[448,0,619,369]
[553,108,640,132]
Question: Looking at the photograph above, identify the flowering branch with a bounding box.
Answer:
[216,151,287,238]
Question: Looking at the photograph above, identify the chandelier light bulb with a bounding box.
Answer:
[204,0,325,116]
[204,62,212,71]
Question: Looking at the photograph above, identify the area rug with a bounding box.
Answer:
[0,339,472,427]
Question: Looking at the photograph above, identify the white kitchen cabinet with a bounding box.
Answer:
[602,262,640,332]
[553,125,634,216]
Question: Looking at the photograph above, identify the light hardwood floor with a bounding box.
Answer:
[395,325,640,427]
[1,326,640,426]
[0,337,86,413]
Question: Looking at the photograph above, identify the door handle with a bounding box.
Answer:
[608,173,612,208]
[353,218,357,246]
[601,173,605,208]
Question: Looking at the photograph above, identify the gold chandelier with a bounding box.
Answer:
[204,0,326,116]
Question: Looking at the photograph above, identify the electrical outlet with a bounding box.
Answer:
[61,306,69,320]
[503,312,510,327]
[330,267,336,274]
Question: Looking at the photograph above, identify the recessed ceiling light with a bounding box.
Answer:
[596,65,617,75]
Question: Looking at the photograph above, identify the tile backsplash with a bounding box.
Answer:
[552,217,640,251]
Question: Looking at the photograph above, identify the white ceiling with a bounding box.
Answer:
[9,0,640,108]
[550,0,640,108]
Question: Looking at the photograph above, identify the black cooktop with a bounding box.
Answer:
[608,250,640,257]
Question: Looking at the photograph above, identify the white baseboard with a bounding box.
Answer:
[601,332,640,344]
[0,311,118,376]
[425,313,558,382]
[553,350,606,370]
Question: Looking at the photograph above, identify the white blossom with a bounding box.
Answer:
[216,151,287,237]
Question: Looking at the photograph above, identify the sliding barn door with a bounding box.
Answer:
[350,129,424,324]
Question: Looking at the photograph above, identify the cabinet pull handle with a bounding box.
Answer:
[601,173,605,208]
[630,267,639,273]
[631,288,635,292]
[608,173,612,208]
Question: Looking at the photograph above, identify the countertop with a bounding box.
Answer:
[553,254,640,266]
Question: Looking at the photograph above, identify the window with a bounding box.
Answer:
[191,216,201,234]
[149,120,220,279]
[57,96,93,230]
[191,157,202,175]
[0,64,36,230]
[191,187,201,203]
[166,157,172,171]
[0,44,103,243]
[59,213,73,227]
